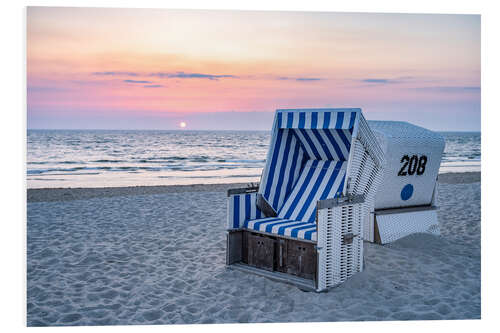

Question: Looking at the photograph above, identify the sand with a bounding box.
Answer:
[26,172,481,326]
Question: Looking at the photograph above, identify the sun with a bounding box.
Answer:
[179,121,187,128]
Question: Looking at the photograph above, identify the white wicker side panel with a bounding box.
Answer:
[317,201,363,291]
[347,116,385,242]
[339,203,363,282]
[317,208,341,291]
[375,209,440,244]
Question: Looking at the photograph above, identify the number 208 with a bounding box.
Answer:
[398,155,427,176]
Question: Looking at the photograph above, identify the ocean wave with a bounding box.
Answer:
[28,160,79,165]
[29,172,100,176]
[132,156,189,163]
[27,163,258,175]
[92,159,124,163]
[224,159,265,164]
[158,174,262,179]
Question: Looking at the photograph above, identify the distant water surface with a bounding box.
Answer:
[27,130,480,188]
[439,132,481,174]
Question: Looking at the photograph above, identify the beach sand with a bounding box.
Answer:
[27,172,481,326]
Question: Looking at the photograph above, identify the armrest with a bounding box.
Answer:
[227,186,262,230]
[317,194,365,210]
[227,185,259,197]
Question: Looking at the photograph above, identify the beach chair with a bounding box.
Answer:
[366,121,445,244]
[226,108,385,291]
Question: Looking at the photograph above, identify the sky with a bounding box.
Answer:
[27,7,481,131]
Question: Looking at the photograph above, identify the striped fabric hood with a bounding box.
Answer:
[259,109,360,216]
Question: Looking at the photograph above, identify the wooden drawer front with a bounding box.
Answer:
[247,233,275,271]
[285,240,317,280]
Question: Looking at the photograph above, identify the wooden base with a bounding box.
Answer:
[228,230,317,281]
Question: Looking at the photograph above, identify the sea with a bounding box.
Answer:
[27,130,481,189]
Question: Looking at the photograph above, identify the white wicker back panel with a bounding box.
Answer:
[375,209,440,244]
[369,121,445,210]
[317,201,363,291]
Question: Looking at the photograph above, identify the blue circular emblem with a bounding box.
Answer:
[401,184,414,201]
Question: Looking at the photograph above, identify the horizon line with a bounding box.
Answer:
[26,128,481,133]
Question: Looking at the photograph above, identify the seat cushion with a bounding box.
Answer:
[244,217,317,242]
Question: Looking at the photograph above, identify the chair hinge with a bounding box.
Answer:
[342,233,358,245]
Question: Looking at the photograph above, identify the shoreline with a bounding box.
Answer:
[27,171,480,203]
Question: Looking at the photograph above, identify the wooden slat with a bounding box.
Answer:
[226,230,243,265]
[285,238,317,280]
[247,233,275,271]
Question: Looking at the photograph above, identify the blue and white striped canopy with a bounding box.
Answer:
[259,109,360,216]
[276,108,358,130]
